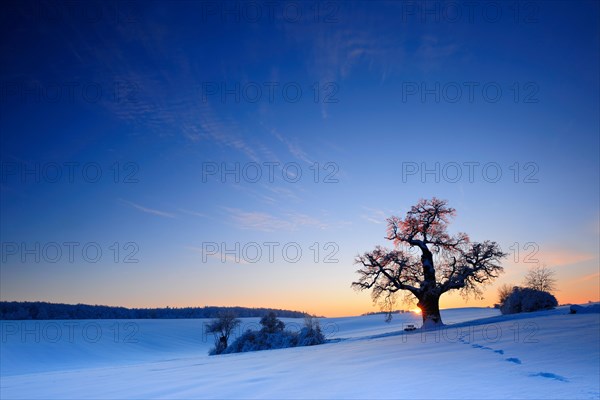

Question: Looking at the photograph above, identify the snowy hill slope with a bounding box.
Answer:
[0,307,491,377]
[1,307,598,399]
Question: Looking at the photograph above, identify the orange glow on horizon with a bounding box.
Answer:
[32,267,599,318]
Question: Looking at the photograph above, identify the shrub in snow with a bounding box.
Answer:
[222,327,297,354]
[297,315,326,346]
[260,312,285,334]
[218,313,325,355]
[500,287,558,315]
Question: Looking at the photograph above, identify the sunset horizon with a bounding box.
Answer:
[1,1,598,398]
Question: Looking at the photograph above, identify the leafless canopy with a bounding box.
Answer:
[497,283,515,305]
[523,264,557,293]
[353,198,506,324]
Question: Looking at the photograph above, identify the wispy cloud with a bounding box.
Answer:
[572,272,600,283]
[223,207,328,232]
[79,18,267,164]
[196,102,261,162]
[362,216,384,224]
[360,207,389,225]
[279,5,408,117]
[260,184,302,201]
[224,208,294,232]
[121,200,176,218]
[536,249,596,267]
[271,129,313,165]
[415,35,460,70]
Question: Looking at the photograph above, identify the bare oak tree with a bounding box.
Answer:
[353,198,506,327]
[523,264,557,293]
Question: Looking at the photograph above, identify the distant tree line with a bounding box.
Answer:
[361,310,409,316]
[0,301,308,320]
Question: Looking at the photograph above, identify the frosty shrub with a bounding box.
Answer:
[260,312,285,334]
[220,312,325,355]
[297,315,326,346]
[500,287,558,315]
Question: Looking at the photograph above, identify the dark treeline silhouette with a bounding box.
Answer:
[361,310,409,316]
[0,301,308,320]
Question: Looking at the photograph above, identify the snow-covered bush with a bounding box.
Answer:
[297,315,325,346]
[259,312,285,334]
[222,328,297,354]
[219,313,325,355]
[500,287,558,315]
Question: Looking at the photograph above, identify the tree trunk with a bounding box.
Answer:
[417,293,443,328]
[417,246,443,328]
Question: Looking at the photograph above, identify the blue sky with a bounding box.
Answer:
[1,0,598,316]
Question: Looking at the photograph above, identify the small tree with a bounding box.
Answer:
[206,311,240,354]
[260,312,285,334]
[523,264,557,293]
[298,315,325,346]
[353,198,506,327]
[497,283,515,306]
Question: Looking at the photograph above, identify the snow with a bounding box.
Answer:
[570,304,600,314]
[1,306,599,399]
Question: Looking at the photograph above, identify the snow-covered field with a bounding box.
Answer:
[1,306,598,399]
